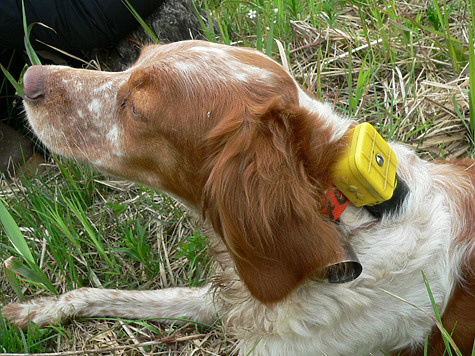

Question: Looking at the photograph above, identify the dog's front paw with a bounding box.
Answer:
[2,302,35,329]
[2,297,64,330]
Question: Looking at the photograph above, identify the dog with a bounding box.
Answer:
[2,40,474,355]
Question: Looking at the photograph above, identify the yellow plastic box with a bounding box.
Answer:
[332,123,397,207]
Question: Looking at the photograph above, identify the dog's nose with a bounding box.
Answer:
[23,65,45,102]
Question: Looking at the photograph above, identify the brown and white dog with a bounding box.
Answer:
[2,40,475,355]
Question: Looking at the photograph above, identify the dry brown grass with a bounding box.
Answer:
[286,4,472,160]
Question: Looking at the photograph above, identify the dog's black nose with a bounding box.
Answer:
[23,65,45,102]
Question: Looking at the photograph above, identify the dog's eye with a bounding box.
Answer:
[120,96,143,120]
[130,104,140,118]
[129,99,145,121]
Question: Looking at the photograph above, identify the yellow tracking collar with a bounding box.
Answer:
[331,123,409,218]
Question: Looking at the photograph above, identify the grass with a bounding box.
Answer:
[199,0,474,157]
[1,0,475,354]
[1,160,217,354]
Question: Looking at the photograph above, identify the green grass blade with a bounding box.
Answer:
[355,54,371,110]
[0,197,35,266]
[430,0,458,71]
[3,261,26,302]
[62,193,115,269]
[422,272,454,355]
[383,286,462,356]
[39,205,81,249]
[265,18,275,57]
[121,0,159,44]
[5,257,55,293]
[0,64,25,98]
[424,333,429,356]
[347,44,354,116]
[256,17,263,52]
[0,198,56,294]
[315,47,322,100]
[21,0,41,65]
[422,272,442,321]
[453,95,474,149]
[215,12,231,45]
[202,0,217,41]
[191,0,215,42]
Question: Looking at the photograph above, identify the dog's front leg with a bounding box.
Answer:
[2,285,216,329]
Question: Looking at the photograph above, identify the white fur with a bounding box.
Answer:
[297,87,352,143]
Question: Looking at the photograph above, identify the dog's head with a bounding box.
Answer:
[24,41,352,304]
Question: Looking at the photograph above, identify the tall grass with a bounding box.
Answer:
[200,0,473,153]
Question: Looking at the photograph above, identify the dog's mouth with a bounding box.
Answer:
[23,65,127,164]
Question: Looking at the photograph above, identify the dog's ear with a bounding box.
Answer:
[202,99,347,304]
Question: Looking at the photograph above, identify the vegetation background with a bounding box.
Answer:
[1,0,474,354]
